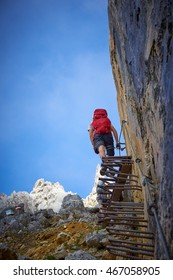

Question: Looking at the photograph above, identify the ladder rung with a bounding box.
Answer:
[108,208,144,212]
[108,205,144,209]
[109,187,142,191]
[107,250,143,260]
[110,202,144,206]
[104,172,138,179]
[108,232,153,239]
[104,216,148,222]
[100,210,144,215]
[107,245,154,257]
[107,227,153,235]
[111,242,154,254]
[99,177,132,182]
[104,176,139,184]
[107,221,148,228]
[102,156,132,159]
[108,237,154,247]
[104,183,142,188]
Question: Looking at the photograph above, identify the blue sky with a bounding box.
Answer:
[0,0,122,198]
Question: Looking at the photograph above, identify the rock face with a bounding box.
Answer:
[0,174,112,260]
[0,179,72,214]
[0,194,110,260]
[0,192,35,213]
[0,177,98,216]
[83,164,100,207]
[108,0,173,258]
[30,179,71,213]
[65,250,96,260]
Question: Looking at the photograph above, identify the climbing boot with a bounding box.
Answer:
[100,166,106,175]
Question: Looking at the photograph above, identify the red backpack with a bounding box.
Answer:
[92,109,111,134]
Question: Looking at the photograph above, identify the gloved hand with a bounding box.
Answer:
[116,142,121,149]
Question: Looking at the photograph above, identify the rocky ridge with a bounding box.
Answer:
[0,165,113,260]
[0,192,112,260]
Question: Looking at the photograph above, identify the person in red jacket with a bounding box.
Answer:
[88,109,120,159]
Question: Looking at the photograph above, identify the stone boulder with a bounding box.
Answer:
[85,229,108,249]
[65,250,96,260]
[59,194,86,220]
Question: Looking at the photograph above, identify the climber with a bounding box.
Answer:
[88,109,120,159]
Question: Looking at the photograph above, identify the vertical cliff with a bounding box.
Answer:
[108,0,173,258]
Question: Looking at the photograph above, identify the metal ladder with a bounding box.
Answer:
[97,156,154,260]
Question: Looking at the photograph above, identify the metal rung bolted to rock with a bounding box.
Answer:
[96,156,154,260]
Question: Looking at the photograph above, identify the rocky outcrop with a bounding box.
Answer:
[30,179,72,212]
[0,175,99,216]
[83,164,101,207]
[0,192,35,213]
[0,174,111,260]
[0,207,55,235]
[0,153,112,260]
[0,179,74,215]
[65,250,96,260]
[108,0,173,258]
[0,195,111,260]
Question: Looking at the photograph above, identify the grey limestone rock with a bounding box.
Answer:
[65,250,96,260]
